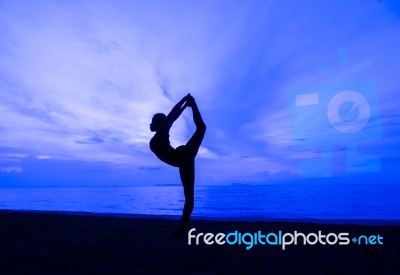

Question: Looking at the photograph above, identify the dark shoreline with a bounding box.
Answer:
[1,209,399,225]
[1,210,399,274]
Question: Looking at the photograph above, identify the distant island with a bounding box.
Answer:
[153,183,181,187]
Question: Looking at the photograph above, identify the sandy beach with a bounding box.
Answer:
[0,210,399,274]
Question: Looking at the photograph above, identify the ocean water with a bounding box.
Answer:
[0,184,399,221]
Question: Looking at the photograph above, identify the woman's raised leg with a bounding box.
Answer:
[185,101,206,158]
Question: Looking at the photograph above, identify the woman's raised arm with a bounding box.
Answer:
[161,94,190,130]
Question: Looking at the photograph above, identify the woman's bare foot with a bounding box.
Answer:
[187,96,195,108]
[167,226,186,237]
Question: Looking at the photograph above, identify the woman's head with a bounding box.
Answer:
[150,113,166,132]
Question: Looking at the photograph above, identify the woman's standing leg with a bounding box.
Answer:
[178,159,195,231]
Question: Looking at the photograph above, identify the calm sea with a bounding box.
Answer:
[0,184,399,222]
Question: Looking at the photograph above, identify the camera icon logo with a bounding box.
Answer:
[287,50,382,177]
[327,90,370,134]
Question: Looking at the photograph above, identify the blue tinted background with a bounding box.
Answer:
[0,0,399,219]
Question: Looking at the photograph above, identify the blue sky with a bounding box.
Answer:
[1,0,399,186]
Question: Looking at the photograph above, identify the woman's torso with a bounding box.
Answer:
[150,129,180,167]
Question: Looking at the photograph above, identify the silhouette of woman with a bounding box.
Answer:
[149,94,206,235]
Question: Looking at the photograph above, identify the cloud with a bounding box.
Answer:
[0,166,22,173]
[1,0,246,166]
[36,155,52,159]
[0,0,399,184]
[0,151,27,173]
[138,166,162,171]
